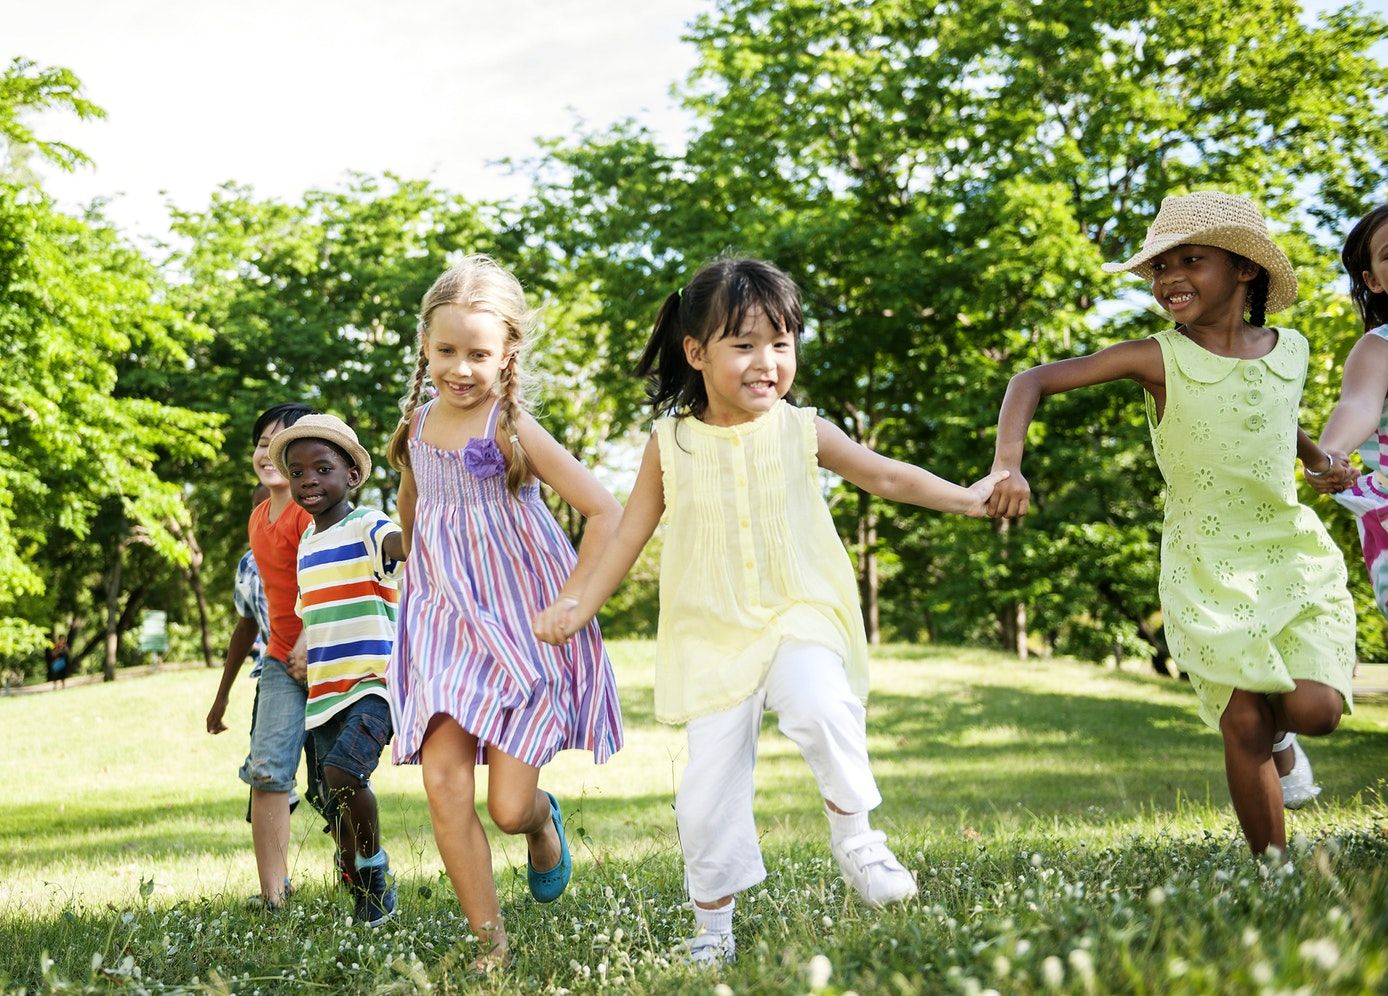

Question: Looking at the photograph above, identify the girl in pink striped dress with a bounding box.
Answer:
[385,255,623,972]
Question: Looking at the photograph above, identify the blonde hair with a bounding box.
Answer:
[386,254,537,497]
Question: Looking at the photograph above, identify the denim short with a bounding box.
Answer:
[238,656,307,793]
[310,694,393,788]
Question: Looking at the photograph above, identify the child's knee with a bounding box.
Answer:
[422,759,474,802]
[487,796,533,836]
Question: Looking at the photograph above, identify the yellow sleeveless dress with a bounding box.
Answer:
[1145,327,1355,729]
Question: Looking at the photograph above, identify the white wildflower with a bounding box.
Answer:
[1041,956,1064,989]
[808,953,832,992]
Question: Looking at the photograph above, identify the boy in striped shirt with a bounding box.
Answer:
[270,414,407,927]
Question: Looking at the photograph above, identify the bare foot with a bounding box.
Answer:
[469,929,511,974]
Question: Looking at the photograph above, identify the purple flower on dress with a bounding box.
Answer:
[463,438,506,479]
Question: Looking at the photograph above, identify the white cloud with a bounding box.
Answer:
[7,0,703,237]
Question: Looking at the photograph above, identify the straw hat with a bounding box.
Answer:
[269,414,372,482]
[1102,191,1297,314]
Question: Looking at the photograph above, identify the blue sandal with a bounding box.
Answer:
[527,791,572,903]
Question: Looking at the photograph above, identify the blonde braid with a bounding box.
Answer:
[499,361,532,498]
[386,346,430,472]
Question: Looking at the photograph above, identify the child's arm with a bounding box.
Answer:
[814,417,1009,517]
[514,410,624,593]
[206,615,259,734]
[1295,428,1334,476]
[1312,332,1388,491]
[533,434,666,645]
[386,467,416,561]
[989,338,1164,518]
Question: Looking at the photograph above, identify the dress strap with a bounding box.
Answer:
[411,400,433,440]
[484,397,504,439]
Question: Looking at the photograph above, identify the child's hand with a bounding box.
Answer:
[206,697,228,735]
[533,595,584,646]
[986,466,1030,518]
[962,469,1011,517]
[1307,450,1356,494]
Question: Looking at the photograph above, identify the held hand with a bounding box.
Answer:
[962,469,1011,518]
[532,596,584,646]
[1305,450,1354,494]
[986,466,1031,518]
[206,697,227,735]
[285,652,308,683]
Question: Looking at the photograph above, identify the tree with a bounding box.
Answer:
[519,0,1388,659]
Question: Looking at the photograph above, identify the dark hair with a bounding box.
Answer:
[635,257,804,418]
[1342,205,1388,333]
[251,403,315,446]
[283,436,356,470]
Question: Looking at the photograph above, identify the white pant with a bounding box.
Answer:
[676,640,882,903]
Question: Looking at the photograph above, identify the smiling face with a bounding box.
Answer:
[284,438,360,527]
[424,305,512,414]
[684,306,797,426]
[252,420,288,490]
[1147,244,1258,326]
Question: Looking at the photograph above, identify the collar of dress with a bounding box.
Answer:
[1162,326,1302,384]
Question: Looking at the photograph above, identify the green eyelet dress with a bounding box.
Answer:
[1145,327,1355,730]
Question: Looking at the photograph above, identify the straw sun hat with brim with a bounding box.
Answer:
[269,414,372,483]
[1101,191,1298,315]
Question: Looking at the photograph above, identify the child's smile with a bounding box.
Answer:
[685,308,797,426]
[425,305,512,415]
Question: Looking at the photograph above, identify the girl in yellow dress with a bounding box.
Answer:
[989,191,1356,855]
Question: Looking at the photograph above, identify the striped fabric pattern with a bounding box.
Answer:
[297,507,403,729]
[387,399,623,768]
[233,549,270,678]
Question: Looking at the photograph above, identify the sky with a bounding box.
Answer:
[7,0,706,241]
[7,0,1382,244]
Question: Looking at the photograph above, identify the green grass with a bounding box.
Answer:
[3,641,1387,993]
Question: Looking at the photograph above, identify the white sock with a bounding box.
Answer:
[825,806,870,844]
[693,898,734,936]
[1272,732,1296,753]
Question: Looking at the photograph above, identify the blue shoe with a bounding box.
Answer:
[527,791,571,903]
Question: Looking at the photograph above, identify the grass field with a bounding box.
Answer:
[3,641,1386,993]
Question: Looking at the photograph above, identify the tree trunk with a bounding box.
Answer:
[993,517,1027,658]
[103,545,124,682]
[856,489,880,645]
[169,516,215,667]
[1013,600,1028,660]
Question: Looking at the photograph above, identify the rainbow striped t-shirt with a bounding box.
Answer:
[295,506,403,729]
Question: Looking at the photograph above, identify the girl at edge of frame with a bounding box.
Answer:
[385,254,625,973]
[1305,205,1388,616]
[533,255,1006,965]
[987,190,1356,855]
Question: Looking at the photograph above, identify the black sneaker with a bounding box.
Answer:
[353,854,397,927]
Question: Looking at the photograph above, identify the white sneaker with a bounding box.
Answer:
[832,829,918,908]
[1278,739,1322,810]
[686,929,735,967]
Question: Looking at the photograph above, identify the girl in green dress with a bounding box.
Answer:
[989,191,1356,856]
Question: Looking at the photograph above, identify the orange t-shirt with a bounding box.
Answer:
[249,498,313,662]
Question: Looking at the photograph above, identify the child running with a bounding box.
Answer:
[385,255,624,971]
[988,191,1356,854]
[1305,205,1388,596]
[205,403,317,909]
[270,414,406,927]
[533,256,1005,966]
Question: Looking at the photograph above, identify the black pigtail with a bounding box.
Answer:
[1246,269,1270,327]
[636,291,703,417]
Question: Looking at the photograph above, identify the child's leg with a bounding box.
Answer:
[676,693,767,963]
[485,750,560,871]
[1268,679,1343,738]
[249,790,292,902]
[420,717,506,962]
[764,640,915,907]
[1219,690,1284,854]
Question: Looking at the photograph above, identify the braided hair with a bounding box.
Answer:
[385,255,536,498]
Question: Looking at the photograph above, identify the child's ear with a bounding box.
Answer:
[1365,268,1386,295]
[682,335,706,370]
[1234,257,1261,284]
[347,464,363,487]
